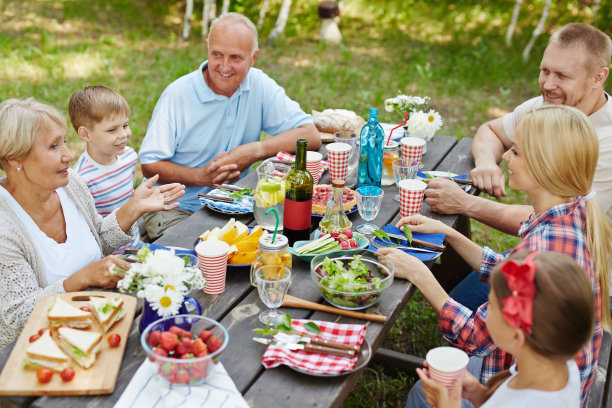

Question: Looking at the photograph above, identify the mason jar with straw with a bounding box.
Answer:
[250,208,292,286]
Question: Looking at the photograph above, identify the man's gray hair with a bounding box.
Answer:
[208,13,259,54]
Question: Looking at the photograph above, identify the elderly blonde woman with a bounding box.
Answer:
[378,105,612,407]
[0,98,185,348]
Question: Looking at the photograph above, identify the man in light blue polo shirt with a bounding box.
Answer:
[139,13,320,240]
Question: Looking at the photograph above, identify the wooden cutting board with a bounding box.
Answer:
[319,131,335,143]
[0,291,136,396]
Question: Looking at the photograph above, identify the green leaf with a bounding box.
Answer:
[304,322,321,334]
[403,225,413,245]
[372,229,392,242]
[136,247,151,262]
[253,327,279,336]
[426,172,434,180]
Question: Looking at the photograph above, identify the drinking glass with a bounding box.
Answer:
[355,186,384,234]
[255,265,291,325]
[392,159,419,202]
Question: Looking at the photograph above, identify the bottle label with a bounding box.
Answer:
[284,199,312,230]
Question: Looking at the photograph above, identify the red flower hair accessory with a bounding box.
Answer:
[500,252,538,334]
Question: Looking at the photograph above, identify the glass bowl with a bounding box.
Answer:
[141,314,229,385]
[310,254,394,310]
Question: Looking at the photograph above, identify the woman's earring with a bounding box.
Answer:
[17,167,21,172]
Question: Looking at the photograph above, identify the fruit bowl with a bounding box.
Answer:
[310,254,394,310]
[141,315,229,385]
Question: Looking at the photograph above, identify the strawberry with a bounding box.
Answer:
[160,331,179,352]
[176,370,190,384]
[150,347,168,362]
[199,330,213,342]
[192,338,207,355]
[159,361,178,377]
[149,330,161,347]
[206,335,223,353]
[169,326,186,338]
[176,337,194,356]
[195,350,209,358]
[189,364,208,379]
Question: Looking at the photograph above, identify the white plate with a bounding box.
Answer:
[287,339,372,377]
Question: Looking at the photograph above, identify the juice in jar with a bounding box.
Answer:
[382,140,399,186]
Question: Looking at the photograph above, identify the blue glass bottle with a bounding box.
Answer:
[357,108,384,187]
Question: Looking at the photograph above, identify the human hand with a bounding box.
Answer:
[67,256,131,291]
[424,178,470,215]
[221,142,262,173]
[416,367,462,408]
[396,214,450,235]
[132,174,185,213]
[459,372,488,407]
[201,152,242,186]
[469,163,506,200]
[375,248,432,282]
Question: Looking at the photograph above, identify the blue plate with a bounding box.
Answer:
[290,231,369,261]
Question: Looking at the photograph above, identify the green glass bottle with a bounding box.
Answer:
[283,139,314,245]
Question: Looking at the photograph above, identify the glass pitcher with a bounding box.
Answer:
[253,162,291,232]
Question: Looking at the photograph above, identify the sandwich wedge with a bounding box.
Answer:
[89,296,125,332]
[23,330,69,371]
[47,297,92,329]
[57,327,102,369]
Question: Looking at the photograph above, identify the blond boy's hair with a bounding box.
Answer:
[68,86,130,131]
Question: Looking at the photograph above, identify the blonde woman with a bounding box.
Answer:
[0,98,185,348]
[378,105,612,407]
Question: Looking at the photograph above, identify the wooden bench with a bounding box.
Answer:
[585,330,612,408]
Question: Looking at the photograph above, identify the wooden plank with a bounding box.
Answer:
[0,292,136,397]
[373,348,424,371]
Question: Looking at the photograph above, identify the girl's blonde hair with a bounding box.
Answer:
[0,98,66,171]
[519,104,612,330]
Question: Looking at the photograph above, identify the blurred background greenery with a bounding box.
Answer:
[1,0,607,406]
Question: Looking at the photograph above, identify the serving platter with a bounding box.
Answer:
[0,291,136,396]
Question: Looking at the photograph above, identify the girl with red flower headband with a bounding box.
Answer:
[417,251,594,408]
[378,104,612,406]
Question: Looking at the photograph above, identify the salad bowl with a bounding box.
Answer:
[310,254,394,310]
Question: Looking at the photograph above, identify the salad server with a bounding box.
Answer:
[253,336,356,358]
[370,241,440,254]
[279,332,360,353]
[378,233,446,251]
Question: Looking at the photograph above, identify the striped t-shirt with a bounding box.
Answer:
[74,147,142,252]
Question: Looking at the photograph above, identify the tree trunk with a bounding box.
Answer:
[203,0,216,36]
[268,0,292,42]
[222,0,230,15]
[505,0,523,47]
[182,0,194,40]
[592,0,601,20]
[258,0,270,30]
[522,0,551,61]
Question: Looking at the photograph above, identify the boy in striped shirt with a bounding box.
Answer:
[70,85,146,253]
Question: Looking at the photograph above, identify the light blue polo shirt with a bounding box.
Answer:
[139,61,312,212]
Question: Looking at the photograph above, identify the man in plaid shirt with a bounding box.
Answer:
[439,196,601,404]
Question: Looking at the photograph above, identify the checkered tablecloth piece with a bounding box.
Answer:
[198,187,253,213]
[261,319,366,375]
[275,151,329,170]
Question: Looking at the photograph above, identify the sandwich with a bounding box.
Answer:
[47,297,92,329]
[89,296,125,332]
[23,330,69,371]
[57,327,102,369]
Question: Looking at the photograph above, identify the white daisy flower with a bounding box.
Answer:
[147,286,184,318]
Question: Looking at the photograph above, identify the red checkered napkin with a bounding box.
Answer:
[261,319,366,375]
[275,151,329,170]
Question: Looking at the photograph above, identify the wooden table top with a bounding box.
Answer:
[0,135,476,408]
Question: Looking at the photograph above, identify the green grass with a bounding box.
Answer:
[0,1,602,406]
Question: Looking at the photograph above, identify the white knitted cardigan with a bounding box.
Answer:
[0,169,135,348]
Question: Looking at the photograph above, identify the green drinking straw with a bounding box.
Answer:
[265,208,279,243]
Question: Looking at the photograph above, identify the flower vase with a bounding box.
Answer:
[139,296,202,333]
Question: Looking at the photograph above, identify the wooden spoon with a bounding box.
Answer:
[282,294,387,322]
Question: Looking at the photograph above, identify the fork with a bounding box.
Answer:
[370,241,441,254]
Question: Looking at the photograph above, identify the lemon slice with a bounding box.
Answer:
[260,180,282,192]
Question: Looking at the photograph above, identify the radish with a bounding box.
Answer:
[343,230,353,239]
[340,241,350,250]
[348,239,358,248]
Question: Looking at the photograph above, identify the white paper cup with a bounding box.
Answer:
[400,137,426,166]
[398,179,427,217]
[306,151,323,184]
[426,347,469,390]
[195,240,229,295]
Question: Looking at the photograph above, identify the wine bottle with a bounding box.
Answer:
[357,108,384,188]
[283,139,314,245]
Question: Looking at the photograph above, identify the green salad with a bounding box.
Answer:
[315,255,383,308]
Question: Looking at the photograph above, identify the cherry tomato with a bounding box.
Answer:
[79,306,91,312]
[37,328,48,336]
[29,334,41,343]
[107,333,121,347]
[60,367,75,382]
[36,367,53,383]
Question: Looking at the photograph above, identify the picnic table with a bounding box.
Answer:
[0,134,476,408]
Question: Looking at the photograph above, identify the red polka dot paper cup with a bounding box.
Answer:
[426,347,469,391]
[325,142,352,184]
[400,137,426,166]
[398,179,427,217]
[195,240,229,295]
[306,151,323,184]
